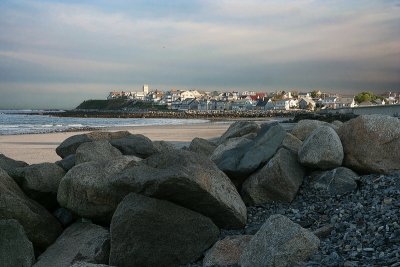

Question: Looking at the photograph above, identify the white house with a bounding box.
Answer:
[180,90,195,100]
[274,99,290,110]
[299,98,316,110]
[321,97,338,109]
[336,97,357,108]
[218,92,238,101]
[298,92,311,99]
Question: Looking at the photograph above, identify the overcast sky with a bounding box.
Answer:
[0,0,399,109]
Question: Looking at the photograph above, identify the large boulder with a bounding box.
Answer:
[338,114,400,174]
[0,219,35,267]
[75,140,123,165]
[210,136,253,186]
[241,148,305,205]
[111,149,247,229]
[56,131,131,159]
[57,158,133,224]
[291,119,330,141]
[240,214,320,267]
[237,122,286,174]
[188,137,217,156]
[298,126,344,170]
[331,120,344,128]
[310,167,358,195]
[13,163,66,210]
[0,154,28,177]
[281,132,303,154]
[203,235,252,267]
[211,122,286,184]
[218,121,260,144]
[0,168,62,250]
[34,222,110,267]
[152,140,178,153]
[109,193,219,267]
[55,154,76,172]
[110,134,156,158]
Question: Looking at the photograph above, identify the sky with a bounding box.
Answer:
[0,0,399,109]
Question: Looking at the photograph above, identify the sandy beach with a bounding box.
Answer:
[0,122,233,164]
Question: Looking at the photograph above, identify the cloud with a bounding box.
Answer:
[0,0,399,108]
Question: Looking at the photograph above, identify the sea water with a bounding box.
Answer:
[0,110,210,135]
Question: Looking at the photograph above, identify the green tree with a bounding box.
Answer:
[354,91,376,104]
[310,90,319,98]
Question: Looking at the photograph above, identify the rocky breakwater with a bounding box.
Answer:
[0,114,399,267]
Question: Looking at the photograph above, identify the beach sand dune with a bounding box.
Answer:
[0,123,232,164]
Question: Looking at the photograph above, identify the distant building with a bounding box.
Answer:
[143,84,149,95]
[231,99,254,111]
[372,99,385,105]
[299,98,315,110]
[298,92,311,99]
[320,97,338,109]
[198,100,214,111]
[336,97,357,108]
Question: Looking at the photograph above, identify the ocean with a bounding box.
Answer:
[0,110,210,135]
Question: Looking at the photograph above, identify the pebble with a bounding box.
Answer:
[187,171,400,267]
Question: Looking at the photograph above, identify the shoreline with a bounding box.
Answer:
[0,118,295,164]
[0,122,234,164]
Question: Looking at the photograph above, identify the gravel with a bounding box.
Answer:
[184,171,400,266]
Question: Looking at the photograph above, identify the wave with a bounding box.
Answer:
[0,114,210,135]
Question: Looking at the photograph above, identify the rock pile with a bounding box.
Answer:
[0,114,399,267]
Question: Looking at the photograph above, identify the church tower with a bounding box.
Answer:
[143,84,149,95]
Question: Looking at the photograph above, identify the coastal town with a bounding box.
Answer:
[107,85,400,112]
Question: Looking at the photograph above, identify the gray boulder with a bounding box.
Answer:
[110,134,156,158]
[57,158,133,224]
[281,132,303,154]
[152,140,178,153]
[34,222,110,267]
[56,131,131,158]
[237,122,286,174]
[56,154,76,172]
[331,120,344,128]
[0,154,28,177]
[298,126,344,170]
[0,168,62,250]
[240,214,320,267]
[211,122,286,184]
[111,149,247,229]
[13,162,66,210]
[338,114,400,174]
[75,140,123,165]
[311,167,359,195]
[188,137,217,156]
[203,235,252,267]
[0,219,35,267]
[291,119,330,141]
[218,121,260,144]
[109,193,219,267]
[210,137,253,174]
[53,207,75,228]
[242,148,305,205]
